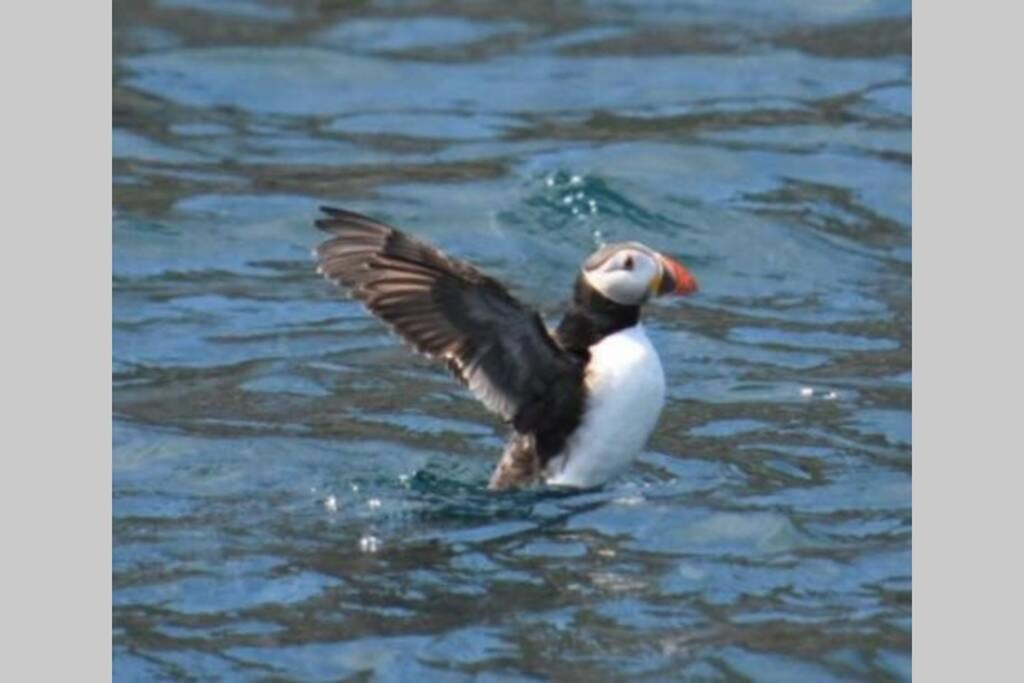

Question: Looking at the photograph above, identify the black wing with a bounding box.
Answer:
[314,207,585,456]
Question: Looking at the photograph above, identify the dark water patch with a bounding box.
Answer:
[775,16,911,59]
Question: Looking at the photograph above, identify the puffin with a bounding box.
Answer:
[313,206,698,489]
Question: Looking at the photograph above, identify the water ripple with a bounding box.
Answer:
[114,1,911,680]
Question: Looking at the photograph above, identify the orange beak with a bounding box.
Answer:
[656,255,699,296]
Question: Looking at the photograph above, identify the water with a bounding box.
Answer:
[113,1,911,680]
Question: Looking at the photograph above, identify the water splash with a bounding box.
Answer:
[359,535,382,553]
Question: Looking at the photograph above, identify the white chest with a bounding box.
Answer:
[544,324,666,487]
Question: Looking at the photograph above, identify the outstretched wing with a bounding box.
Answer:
[314,206,584,445]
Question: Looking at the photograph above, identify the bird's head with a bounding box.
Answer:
[581,242,698,306]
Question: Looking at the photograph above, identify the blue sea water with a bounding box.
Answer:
[114,0,911,680]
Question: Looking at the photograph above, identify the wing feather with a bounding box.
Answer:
[314,206,584,447]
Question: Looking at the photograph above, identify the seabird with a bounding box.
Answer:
[313,206,698,489]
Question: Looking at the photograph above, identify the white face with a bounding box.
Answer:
[582,243,662,305]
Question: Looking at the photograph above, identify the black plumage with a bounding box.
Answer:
[314,207,594,486]
[554,277,641,356]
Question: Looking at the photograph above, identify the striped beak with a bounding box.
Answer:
[655,255,699,296]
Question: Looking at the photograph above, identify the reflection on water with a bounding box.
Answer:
[114,0,910,680]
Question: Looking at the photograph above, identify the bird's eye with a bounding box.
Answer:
[623,255,634,270]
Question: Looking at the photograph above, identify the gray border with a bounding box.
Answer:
[3,3,110,679]
[915,1,1018,679]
